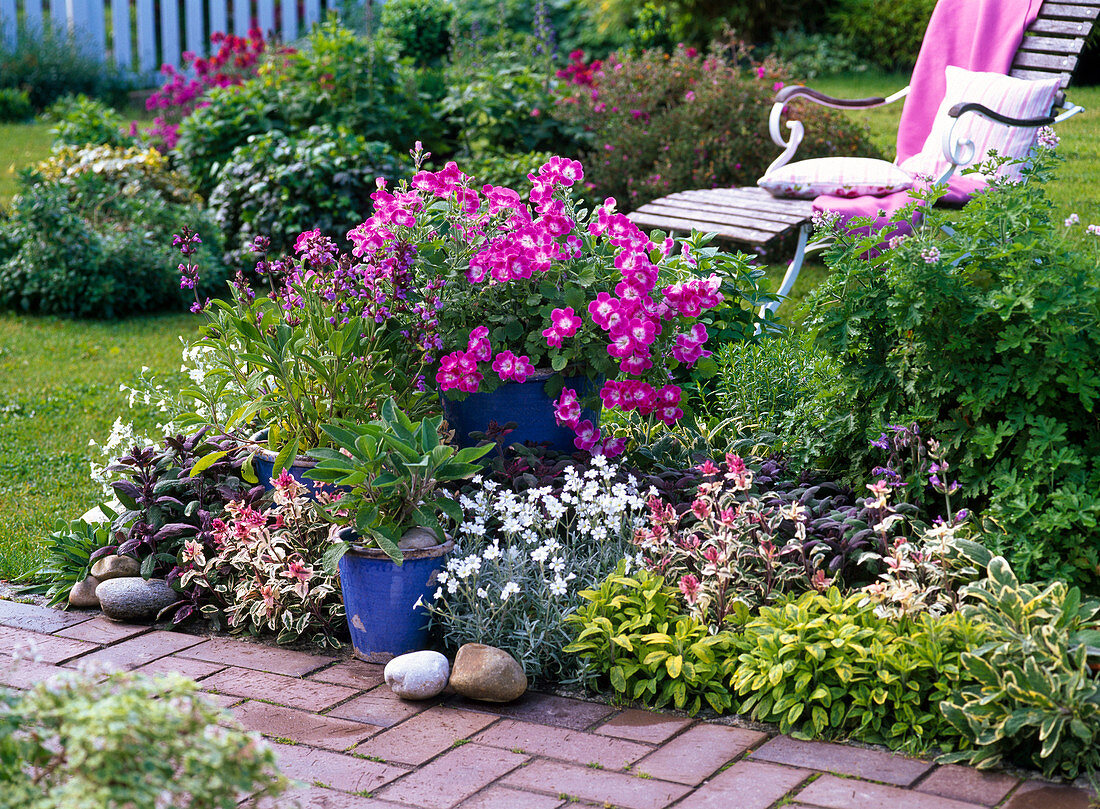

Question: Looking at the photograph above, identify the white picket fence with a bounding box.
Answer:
[0,0,370,80]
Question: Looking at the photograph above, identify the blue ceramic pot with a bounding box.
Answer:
[250,434,347,499]
[441,371,602,453]
[337,534,453,663]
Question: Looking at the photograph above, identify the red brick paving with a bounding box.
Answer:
[377,743,528,809]
[2,600,1096,809]
[915,763,1020,806]
[749,734,933,786]
[353,707,498,766]
[633,722,768,785]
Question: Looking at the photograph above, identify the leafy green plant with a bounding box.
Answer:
[940,557,1100,780]
[730,588,986,753]
[829,0,935,71]
[308,398,493,563]
[175,18,430,197]
[764,28,869,80]
[42,95,134,148]
[380,0,455,66]
[565,564,740,715]
[209,125,406,264]
[15,510,117,607]
[0,667,287,808]
[806,150,1100,590]
[0,145,225,318]
[0,88,32,123]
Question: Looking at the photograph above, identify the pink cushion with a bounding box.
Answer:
[900,66,1060,181]
[757,157,914,200]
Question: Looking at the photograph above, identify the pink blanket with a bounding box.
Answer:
[813,0,1043,227]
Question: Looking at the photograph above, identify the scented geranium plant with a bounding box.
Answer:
[174,225,440,471]
[346,150,772,455]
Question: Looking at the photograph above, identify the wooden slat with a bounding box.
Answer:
[1029,17,1092,35]
[49,0,66,31]
[185,0,204,58]
[257,0,274,35]
[160,0,181,68]
[111,0,132,71]
[661,193,811,226]
[136,0,157,74]
[1019,34,1086,54]
[23,0,42,32]
[1040,3,1100,21]
[686,187,818,216]
[85,0,107,59]
[639,201,793,234]
[233,0,250,37]
[1009,66,1073,86]
[1,0,17,49]
[1012,50,1078,70]
[210,0,228,36]
[304,0,322,28]
[627,211,782,245]
[281,0,298,41]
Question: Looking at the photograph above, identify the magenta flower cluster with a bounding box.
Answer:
[343,153,726,456]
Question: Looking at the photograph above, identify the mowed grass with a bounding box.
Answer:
[0,122,53,207]
[0,314,200,580]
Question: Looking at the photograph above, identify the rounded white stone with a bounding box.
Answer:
[384,650,450,700]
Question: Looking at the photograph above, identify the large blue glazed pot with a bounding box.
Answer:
[441,371,602,453]
[252,446,328,496]
[338,536,453,663]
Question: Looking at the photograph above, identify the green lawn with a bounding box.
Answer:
[0,314,199,579]
[0,122,52,208]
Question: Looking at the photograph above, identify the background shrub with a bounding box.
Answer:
[0,88,32,123]
[0,23,129,110]
[42,95,135,149]
[806,154,1100,590]
[175,19,429,197]
[208,125,406,264]
[554,44,879,209]
[380,0,454,66]
[829,0,935,71]
[0,146,225,318]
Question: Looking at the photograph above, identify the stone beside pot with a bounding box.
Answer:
[90,554,141,581]
[68,575,101,609]
[384,650,450,700]
[96,578,177,623]
[449,643,527,703]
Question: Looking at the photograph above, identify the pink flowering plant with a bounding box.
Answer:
[346,148,768,455]
[177,471,346,648]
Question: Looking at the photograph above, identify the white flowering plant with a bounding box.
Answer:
[426,456,651,683]
[177,472,346,648]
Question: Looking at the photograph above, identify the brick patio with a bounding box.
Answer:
[1,598,1094,809]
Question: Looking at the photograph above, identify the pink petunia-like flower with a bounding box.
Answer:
[573,419,601,451]
[467,326,492,362]
[588,291,621,330]
[492,350,535,383]
[679,573,701,605]
[542,306,583,347]
[554,387,582,428]
[596,435,627,459]
[437,350,483,393]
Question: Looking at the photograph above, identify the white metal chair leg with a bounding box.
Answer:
[759,223,812,321]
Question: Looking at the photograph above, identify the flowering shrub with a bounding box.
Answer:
[553,43,878,208]
[179,472,346,648]
[143,28,272,150]
[427,457,650,682]
[806,148,1100,590]
[350,152,767,454]
[43,94,134,148]
[0,664,287,808]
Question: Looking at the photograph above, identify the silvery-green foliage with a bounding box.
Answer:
[0,663,287,808]
[427,457,651,685]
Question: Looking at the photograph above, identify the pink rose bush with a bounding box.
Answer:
[344,150,760,456]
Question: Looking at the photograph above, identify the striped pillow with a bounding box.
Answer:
[901,66,1060,181]
[757,157,914,199]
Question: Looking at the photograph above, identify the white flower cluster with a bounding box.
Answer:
[435,457,651,606]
